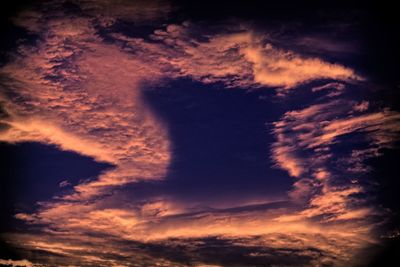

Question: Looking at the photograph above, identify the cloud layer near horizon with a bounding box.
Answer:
[0,1,399,266]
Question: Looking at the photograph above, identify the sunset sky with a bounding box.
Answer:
[0,1,399,266]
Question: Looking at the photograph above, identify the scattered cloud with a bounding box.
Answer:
[59,180,71,188]
[311,82,346,97]
[271,98,400,225]
[353,100,370,112]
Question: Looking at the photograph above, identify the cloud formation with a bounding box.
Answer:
[271,97,400,223]
[1,13,171,200]
[143,23,361,89]
[0,1,397,266]
[0,259,42,267]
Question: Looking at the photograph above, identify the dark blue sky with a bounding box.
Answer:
[142,79,292,204]
[0,142,113,231]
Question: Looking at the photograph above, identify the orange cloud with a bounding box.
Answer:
[242,43,360,88]
[145,25,360,89]
[10,199,375,267]
[0,15,171,200]
[0,259,42,267]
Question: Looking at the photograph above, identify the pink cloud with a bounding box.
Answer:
[0,15,171,200]
[353,100,370,112]
[0,4,394,266]
[271,98,400,227]
[145,25,361,89]
[0,259,41,267]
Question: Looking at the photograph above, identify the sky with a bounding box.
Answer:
[0,1,399,266]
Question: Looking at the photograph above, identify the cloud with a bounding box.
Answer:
[0,14,171,200]
[0,0,365,217]
[79,0,172,24]
[0,259,42,267]
[242,42,360,89]
[271,98,400,225]
[293,35,358,54]
[311,82,346,97]
[143,24,361,89]
[4,232,343,266]
[7,199,374,266]
[12,0,172,32]
[59,180,71,188]
[353,100,369,112]
[0,1,394,266]
[270,145,305,177]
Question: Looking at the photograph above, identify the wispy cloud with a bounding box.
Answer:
[145,23,361,89]
[271,97,400,224]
